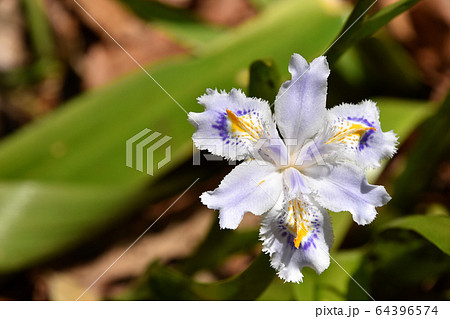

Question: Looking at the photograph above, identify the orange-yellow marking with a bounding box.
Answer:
[226,109,262,141]
[286,199,311,249]
[326,123,376,145]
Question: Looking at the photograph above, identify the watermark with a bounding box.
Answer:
[126,128,172,175]
[193,137,325,167]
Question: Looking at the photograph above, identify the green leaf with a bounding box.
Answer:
[0,0,346,273]
[117,0,224,49]
[248,59,281,105]
[381,215,450,255]
[4,0,60,87]
[374,97,435,144]
[392,94,450,211]
[21,0,55,60]
[329,211,353,251]
[0,181,144,272]
[118,253,274,300]
[369,229,450,299]
[365,97,434,184]
[327,0,422,65]
[340,0,375,32]
[257,277,296,300]
[178,220,259,275]
[291,249,369,301]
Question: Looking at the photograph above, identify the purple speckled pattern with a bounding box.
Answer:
[211,111,229,142]
[347,116,376,151]
[277,212,320,251]
[211,108,260,146]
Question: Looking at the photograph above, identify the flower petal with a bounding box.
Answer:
[325,100,398,169]
[260,195,333,283]
[274,54,330,149]
[189,88,276,161]
[304,163,391,225]
[283,167,310,200]
[201,160,283,229]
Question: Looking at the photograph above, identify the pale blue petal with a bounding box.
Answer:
[283,167,310,200]
[260,195,333,283]
[274,54,330,149]
[303,163,391,225]
[189,89,276,161]
[325,100,398,169]
[201,160,283,229]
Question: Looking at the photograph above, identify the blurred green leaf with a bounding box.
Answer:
[249,0,278,10]
[21,0,55,60]
[0,0,346,273]
[327,0,422,65]
[178,220,259,275]
[291,249,369,301]
[340,0,375,32]
[382,215,450,255]
[257,277,296,300]
[392,93,450,211]
[329,211,353,251]
[374,98,435,143]
[248,59,281,105]
[0,181,144,272]
[3,0,60,88]
[369,230,450,299]
[117,0,224,49]
[119,253,273,300]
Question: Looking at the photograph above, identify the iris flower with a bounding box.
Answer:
[188,54,397,283]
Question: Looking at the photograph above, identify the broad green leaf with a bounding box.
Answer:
[118,253,274,300]
[0,0,347,272]
[326,0,422,65]
[0,181,144,272]
[382,215,450,255]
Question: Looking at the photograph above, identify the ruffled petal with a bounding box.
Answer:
[260,194,333,283]
[303,163,391,225]
[324,100,398,169]
[274,54,330,150]
[201,160,283,229]
[189,88,276,161]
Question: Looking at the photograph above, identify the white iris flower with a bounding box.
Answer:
[188,54,398,283]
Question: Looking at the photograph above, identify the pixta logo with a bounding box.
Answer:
[126,128,172,176]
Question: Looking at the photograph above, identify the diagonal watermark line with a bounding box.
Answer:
[274,0,378,105]
[248,175,375,301]
[328,254,375,301]
[76,177,200,301]
[71,0,196,123]
[322,0,378,56]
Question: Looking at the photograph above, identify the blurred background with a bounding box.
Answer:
[0,0,449,301]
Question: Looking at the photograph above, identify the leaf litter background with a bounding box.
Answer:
[0,0,449,301]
